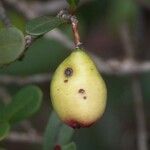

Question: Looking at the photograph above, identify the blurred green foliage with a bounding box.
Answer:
[0,86,43,141]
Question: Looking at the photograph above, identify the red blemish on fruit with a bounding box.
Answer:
[65,119,94,129]
[54,144,61,150]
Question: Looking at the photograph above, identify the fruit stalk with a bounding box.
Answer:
[57,10,82,48]
[70,16,82,48]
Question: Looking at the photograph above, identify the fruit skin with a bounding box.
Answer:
[50,48,107,128]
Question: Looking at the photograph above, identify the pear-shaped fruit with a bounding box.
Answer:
[50,48,107,128]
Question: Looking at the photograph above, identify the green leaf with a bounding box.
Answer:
[57,124,74,145]
[66,0,80,10]
[0,85,43,123]
[0,27,25,66]
[43,112,61,150]
[43,111,62,150]
[62,142,77,150]
[0,122,10,141]
[26,16,65,36]
[43,112,75,150]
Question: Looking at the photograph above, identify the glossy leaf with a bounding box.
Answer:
[0,122,10,141]
[0,86,42,123]
[57,124,74,145]
[62,142,76,150]
[26,16,65,36]
[43,111,62,150]
[0,27,25,65]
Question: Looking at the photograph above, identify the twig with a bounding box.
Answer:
[71,16,82,47]
[0,59,150,86]
[119,23,148,150]
[91,55,150,75]
[0,73,51,85]
[57,10,82,47]
[6,131,42,144]
[132,76,148,150]
[0,0,11,27]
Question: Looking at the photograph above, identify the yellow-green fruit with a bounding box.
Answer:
[50,49,107,128]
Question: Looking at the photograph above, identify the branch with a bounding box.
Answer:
[91,55,150,75]
[0,0,11,27]
[0,73,51,85]
[119,24,148,150]
[0,59,150,85]
[132,76,148,150]
[6,131,42,144]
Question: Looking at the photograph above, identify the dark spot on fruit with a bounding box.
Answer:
[78,89,85,94]
[54,144,61,150]
[57,89,59,91]
[64,67,73,77]
[65,119,94,129]
[83,96,87,99]
[64,79,68,83]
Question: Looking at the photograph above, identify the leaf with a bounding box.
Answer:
[66,0,80,10]
[0,85,43,123]
[0,122,10,141]
[43,111,62,150]
[0,27,25,66]
[62,142,77,150]
[26,16,65,36]
[57,124,74,145]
